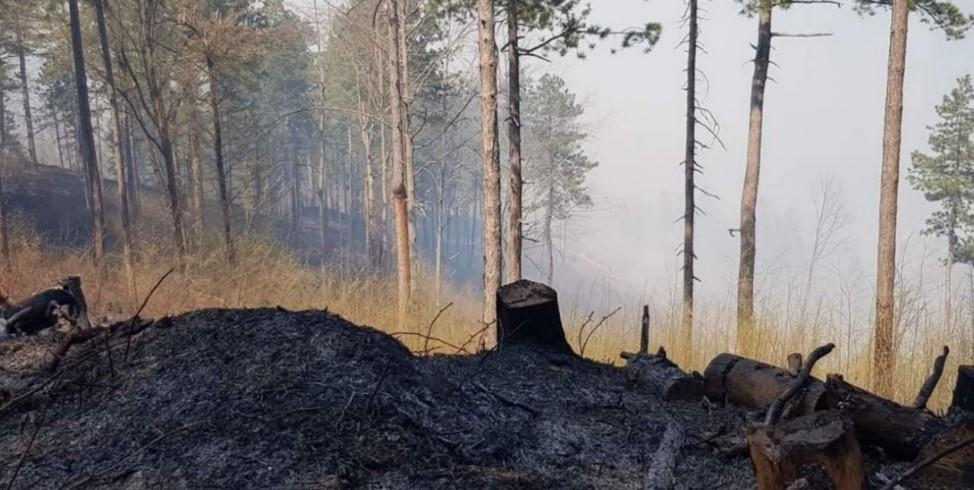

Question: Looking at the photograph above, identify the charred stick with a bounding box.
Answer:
[913,345,949,410]
[765,343,834,426]
[880,435,974,490]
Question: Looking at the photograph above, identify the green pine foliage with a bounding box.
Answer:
[909,75,974,262]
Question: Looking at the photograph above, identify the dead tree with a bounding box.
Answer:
[747,344,863,490]
[682,0,699,350]
[639,305,650,355]
[824,374,947,460]
[495,280,572,354]
[703,353,825,416]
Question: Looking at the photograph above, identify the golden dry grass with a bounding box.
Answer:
[0,217,967,411]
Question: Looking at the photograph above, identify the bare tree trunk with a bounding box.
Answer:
[737,1,771,353]
[435,163,445,305]
[125,115,141,219]
[478,0,502,344]
[189,124,205,244]
[873,0,909,397]
[48,99,66,169]
[397,0,418,278]
[0,59,6,153]
[160,130,185,261]
[0,153,9,269]
[206,56,235,263]
[95,0,135,300]
[69,0,105,263]
[15,20,37,166]
[683,0,699,354]
[544,186,554,285]
[506,0,523,283]
[387,0,412,327]
[318,137,328,262]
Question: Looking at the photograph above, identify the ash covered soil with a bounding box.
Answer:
[0,308,756,489]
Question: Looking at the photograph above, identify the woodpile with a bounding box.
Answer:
[492,282,974,489]
[698,342,973,488]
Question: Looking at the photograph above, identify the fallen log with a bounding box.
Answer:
[495,280,573,354]
[703,353,825,417]
[748,410,864,490]
[644,421,686,490]
[621,352,704,401]
[949,365,974,422]
[823,374,947,460]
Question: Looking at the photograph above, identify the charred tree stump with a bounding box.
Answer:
[622,352,704,401]
[703,353,825,416]
[824,374,947,460]
[748,410,865,490]
[495,280,573,354]
[949,365,974,422]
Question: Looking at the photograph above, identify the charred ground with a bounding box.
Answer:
[0,308,919,489]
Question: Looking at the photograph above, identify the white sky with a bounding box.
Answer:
[532,0,974,305]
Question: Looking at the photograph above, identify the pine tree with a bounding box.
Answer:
[909,75,974,262]
[522,74,597,284]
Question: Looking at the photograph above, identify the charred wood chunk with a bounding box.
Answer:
[3,289,80,336]
[495,280,573,354]
[747,410,864,490]
[950,365,974,422]
[623,353,704,401]
[703,353,825,417]
[823,374,947,461]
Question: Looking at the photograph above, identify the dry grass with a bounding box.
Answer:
[0,217,968,411]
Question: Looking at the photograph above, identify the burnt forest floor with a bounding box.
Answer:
[0,308,902,489]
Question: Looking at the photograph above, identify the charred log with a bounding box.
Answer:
[823,374,947,460]
[703,353,825,417]
[622,352,704,401]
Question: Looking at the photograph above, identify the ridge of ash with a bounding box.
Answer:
[0,308,752,489]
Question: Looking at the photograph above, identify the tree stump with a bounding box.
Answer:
[495,280,573,354]
[622,352,704,401]
[950,365,974,422]
[747,410,864,490]
[823,374,947,460]
[703,353,825,416]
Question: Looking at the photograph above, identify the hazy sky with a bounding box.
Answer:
[528,0,974,304]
